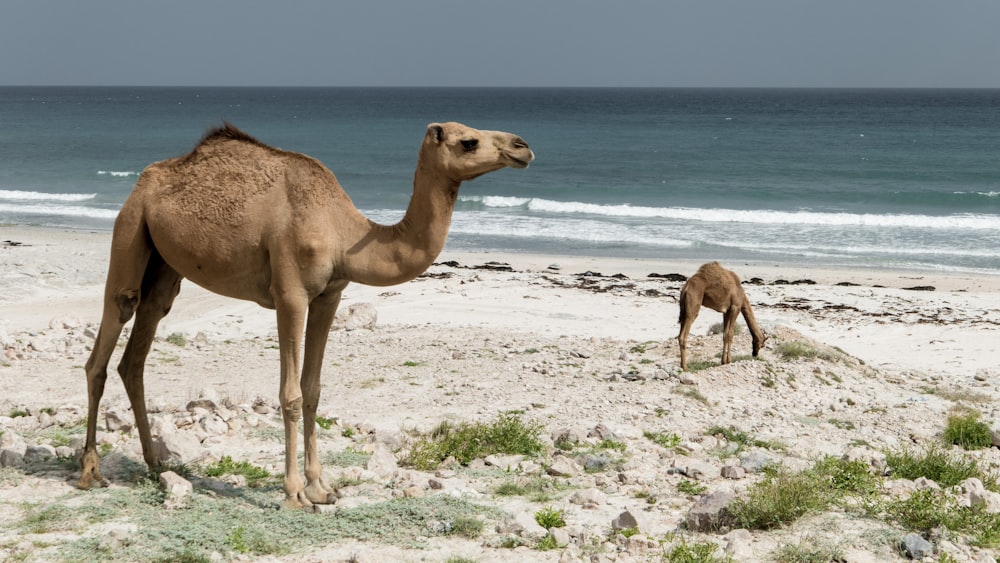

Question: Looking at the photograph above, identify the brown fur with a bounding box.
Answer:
[77,122,533,509]
[677,261,766,370]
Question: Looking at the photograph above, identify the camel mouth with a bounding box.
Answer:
[505,151,534,169]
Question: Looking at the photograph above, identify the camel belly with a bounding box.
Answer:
[149,229,276,308]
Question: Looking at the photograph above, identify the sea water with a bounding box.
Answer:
[1,87,998,274]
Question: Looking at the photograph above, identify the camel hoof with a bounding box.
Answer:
[76,473,109,490]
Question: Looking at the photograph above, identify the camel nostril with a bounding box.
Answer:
[512,137,529,150]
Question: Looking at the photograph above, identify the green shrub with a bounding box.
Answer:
[729,466,836,530]
[203,456,272,487]
[534,506,566,529]
[886,444,997,489]
[644,430,681,449]
[943,410,992,450]
[664,537,732,562]
[403,412,543,470]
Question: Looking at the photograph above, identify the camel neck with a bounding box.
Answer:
[344,165,459,287]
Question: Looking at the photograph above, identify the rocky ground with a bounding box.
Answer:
[2,300,1000,561]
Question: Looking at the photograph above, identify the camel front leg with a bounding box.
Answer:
[677,300,699,371]
[300,288,344,505]
[721,306,739,365]
[274,288,310,509]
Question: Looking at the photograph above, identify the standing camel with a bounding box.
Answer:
[77,122,533,509]
[677,262,766,370]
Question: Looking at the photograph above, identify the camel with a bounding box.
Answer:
[677,261,766,370]
[77,122,534,509]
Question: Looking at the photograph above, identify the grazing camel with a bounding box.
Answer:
[77,122,533,509]
[677,262,766,370]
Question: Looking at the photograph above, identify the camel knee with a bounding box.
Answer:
[282,396,303,423]
[114,289,140,324]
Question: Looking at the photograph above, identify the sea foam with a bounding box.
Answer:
[462,195,1000,231]
[0,190,96,202]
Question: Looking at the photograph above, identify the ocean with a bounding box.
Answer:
[2,87,999,274]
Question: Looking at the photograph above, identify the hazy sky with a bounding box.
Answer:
[3,1,999,88]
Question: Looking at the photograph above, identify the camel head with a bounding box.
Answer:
[752,332,768,357]
[420,122,534,182]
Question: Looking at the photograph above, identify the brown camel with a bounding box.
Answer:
[77,122,533,509]
[677,261,766,370]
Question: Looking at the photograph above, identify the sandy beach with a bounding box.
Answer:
[2,225,1000,562]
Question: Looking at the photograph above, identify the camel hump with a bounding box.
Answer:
[197,122,267,149]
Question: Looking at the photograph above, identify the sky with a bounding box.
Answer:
[2,1,999,88]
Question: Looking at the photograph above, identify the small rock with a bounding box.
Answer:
[550,527,571,548]
[686,491,734,532]
[152,432,204,465]
[724,529,755,560]
[721,465,746,479]
[901,532,933,559]
[105,407,134,433]
[23,444,56,463]
[497,510,547,540]
[611,509,642,532]
[0,449,24,468]
[159,470,193,507]
[547,457,581,477]
[365,443,398,478]
[570,488,607,507]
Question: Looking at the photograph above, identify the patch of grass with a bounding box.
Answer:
[886,444,997,490]
[203,456,272,488]
[706,425,780,453]
[494,476,565,503]
[644,430,681,449]
[774,341,842,363]
[771,535,845,563]
[682,360,718,373]
[729,466,835,530]
[884,488,1000,547]
[9,409,29,418]
[677,479,707,495]
[929,386,992,404]
[664,537,733,562]
[226,524,282,555]
[630,341,657,353]
[325,447,372,467]
[708,322,742,336]
[53,485,503,560]
[402,360,424,367]
[673,385,711,405]
[18,503,76,534]
[729,455,878,532]
[595,439,626,453]
[536,533,559,551]
[315,416,334,430]
[943,410,992,450]
[165,332,187,347]
[534,506,566,529]
[403,412,543,470]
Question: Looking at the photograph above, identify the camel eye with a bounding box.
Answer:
[460,139,478,152]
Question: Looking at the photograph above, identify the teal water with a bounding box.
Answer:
[1,87,999,273]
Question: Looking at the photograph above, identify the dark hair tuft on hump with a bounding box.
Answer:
[198,121,266,147]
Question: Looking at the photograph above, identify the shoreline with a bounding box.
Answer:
[3,224,999,384]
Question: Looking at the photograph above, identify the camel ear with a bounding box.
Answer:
[427,123,444,144]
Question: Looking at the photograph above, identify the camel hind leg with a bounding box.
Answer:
[721,305,740,365]
[677,288,701,371]
[117,249,182,470]
[79,202,152,489]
